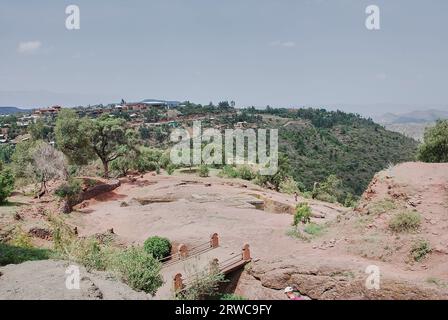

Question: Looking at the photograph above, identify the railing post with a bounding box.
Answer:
[242,244,251,261]
[173,273,184,292]
[178,244,188,259]
[210,233,219,248]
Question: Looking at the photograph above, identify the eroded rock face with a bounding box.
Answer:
[239,260,447,300]
[0,260,150,300]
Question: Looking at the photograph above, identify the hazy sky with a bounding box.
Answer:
[0,0,447,116]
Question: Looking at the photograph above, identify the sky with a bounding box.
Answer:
[0,0,447,117]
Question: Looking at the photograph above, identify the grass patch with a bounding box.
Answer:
[410,239,431,262]
[303,223,325,237]
[286,227,310,241]
[367,199,397,215]
[426,277,448,288]
[0,242,52,266]
[388,210,421,233]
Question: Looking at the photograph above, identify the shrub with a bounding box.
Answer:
[293,203,312,226]
[177,267,225,300]
[285,228,310,241]
[166,163,176,175]
[54,179,82,199]
[237,165,254,180]
[304,223,325,236]
[0,167,14,204]
[8,226,33,248]
[198,164,209,177]
[219,165,238,178]
[312,175,345,204]
[388,210,421,233]
[367,199,397,215]
[111,246,163,294]
[110,156,135,176]
[143,236,171,260]
[136,147,164,173]
[418,120,448,162]
[314,192,337,203]
[343,193,358,208]
[73,238,110,271]
[410,239,431,262]
[279,176,300,195]
[48,215,164,294]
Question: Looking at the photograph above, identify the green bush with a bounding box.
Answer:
[343,193,358,208]
[410,239,431,262]
[54,179,82,199]
[312,175,344,203]
[166,163,176,175]
[366,199,397,215]
[389,210,421,233]
[0,167,14,204]
[304,223,325,236]
[279,176,300,195]
[293,203,312,226]
[237,165,254,180]
[143,236,171,260]
[219,165,238,178]
[418,120,448,162]
[177,268,225,300]
[110,156,135,176]
[8,226,33,248]
[198,164,209,177]
[111,246,163,294]
[136,147,164,173]
[73,238,110,271]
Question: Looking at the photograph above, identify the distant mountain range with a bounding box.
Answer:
[0,106,29,115]
[374,109,448,141]
[375,109,448,124]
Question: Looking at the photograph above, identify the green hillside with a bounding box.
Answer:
[255,108,418,196]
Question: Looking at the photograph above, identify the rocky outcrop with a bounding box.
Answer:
[242,260,448,300]
[0,260,150,300]
[61,179,121,213]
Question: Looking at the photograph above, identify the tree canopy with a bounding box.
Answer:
[418,120,448,163]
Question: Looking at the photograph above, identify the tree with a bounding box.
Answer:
[55,109,94,165]
[144,108,161,123]
[87,116,129,178]
[32,143,68,196]
[0,163,14,204]
[418,120,448,163]
[29,119,53,141]
[11,139,39,184]
[55,111,131,178]
[0,144,15,164]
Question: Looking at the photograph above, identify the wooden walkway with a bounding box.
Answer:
[154,233,251,299]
